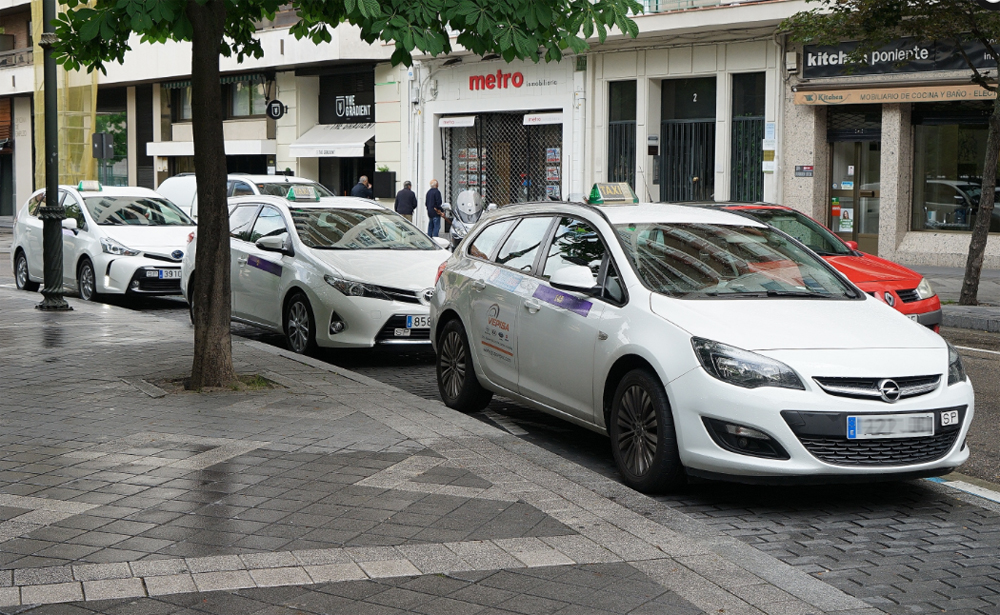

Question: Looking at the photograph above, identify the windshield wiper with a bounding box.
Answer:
[686,290,836,299]
[764,289,836,298]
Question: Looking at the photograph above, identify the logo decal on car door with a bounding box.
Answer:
[248,255,282,277]
[532,285,592,317]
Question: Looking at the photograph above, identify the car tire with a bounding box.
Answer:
[14,251,39,292]
[436,318,493,412]
[609,368,685,493]
[77,258,98,302]
[284,292,316,355]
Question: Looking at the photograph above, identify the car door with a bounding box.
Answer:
[227,203,262,320]
[237,205,290,328]
[61,192,89,285]
[468,215,555,393]
[516,217,611,421]
[22,192,46,276]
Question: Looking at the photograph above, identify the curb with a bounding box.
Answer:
[942,305,1000,332]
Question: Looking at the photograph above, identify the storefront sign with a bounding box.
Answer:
[794,83,996,105]
[523,113,563,125]
[266,99,285,120]
[439,116,476,128]
[334,94,373,122]
[803,38,1000,79]
[795,165,814,177]
[469,70,525,90]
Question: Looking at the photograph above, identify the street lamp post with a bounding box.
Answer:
[36,0,70,311]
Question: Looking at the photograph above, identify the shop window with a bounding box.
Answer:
[731,73,765,203]
[608,81,637,190]
[172,87,192,122]
[229,81,266,118]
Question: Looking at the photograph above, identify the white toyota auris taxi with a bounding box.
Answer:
[429,201,974,492]
[181,187,450,353]
[12,182,195,300]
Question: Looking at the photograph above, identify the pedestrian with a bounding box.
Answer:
[351,175,373,199]
[426,179,443,238]
[394,180,417,221]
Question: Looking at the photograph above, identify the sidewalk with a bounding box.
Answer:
[0,287,881,615]
[914,266,1000,332]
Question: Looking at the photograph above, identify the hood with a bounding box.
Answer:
[312,248,449,290]
[101,226,195,254]
[649,292,943,351]
[822,252,921,284]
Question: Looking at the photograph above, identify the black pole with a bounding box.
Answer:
[36,0,69,311]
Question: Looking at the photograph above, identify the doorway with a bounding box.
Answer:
[660,77,716,202]
[830,141,881,254]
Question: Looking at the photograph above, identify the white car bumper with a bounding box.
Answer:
[97,254,184,296]
[312,286,432,350]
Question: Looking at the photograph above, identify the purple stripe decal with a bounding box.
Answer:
[248,255,282,277]
[532,285,592,317]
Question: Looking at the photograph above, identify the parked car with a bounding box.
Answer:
[430,201,973,492]
[156,173,339,219]
[181,186,451,353]
[717,204,942,332]
[12,182,195,300]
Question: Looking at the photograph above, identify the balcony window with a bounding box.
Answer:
[230,81,267,118]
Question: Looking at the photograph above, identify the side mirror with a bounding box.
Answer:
[432,237,451,249]
[845,240,858,251]
[487,203,498,211]
[549,264,597,293]
[256,235,293,256]
[61,218,78,232]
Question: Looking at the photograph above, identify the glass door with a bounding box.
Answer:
[830,141,881,254]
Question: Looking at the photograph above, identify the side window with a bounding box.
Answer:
[27,192,44,216]
[249,206,288,243]
[495,217,553,272]
[602,259,626,305]
[232,182,254,197]
[63,196,87,232]
[467,219,514,260]
[229,204,259,241]
[542,217,606,280]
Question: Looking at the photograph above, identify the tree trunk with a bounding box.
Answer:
[187,0,236,388]
[959,93,1000,305]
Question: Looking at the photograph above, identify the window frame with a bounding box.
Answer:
[229,203,263,242]
[539,215,629,307]
[465,218,518,263]
[492,215,558,274]
[226,80,267,119]
[248,205,291,244]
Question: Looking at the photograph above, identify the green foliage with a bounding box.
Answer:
[53,0,643,73]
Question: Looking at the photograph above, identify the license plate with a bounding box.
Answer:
[158,269,182,279]
[847,413,935,439]
[907,314,919,322]
[394,328,411,337]
[406,315,429,329]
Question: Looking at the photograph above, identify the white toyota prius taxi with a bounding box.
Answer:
[429,201,974,492]
[12,182,195,300]
[181,187,450,353]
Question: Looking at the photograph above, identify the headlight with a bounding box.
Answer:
[947,341,967,385]
[100,237,139,256]
[323,274,391,301]
[692,337,805,390]
[916,277,936,300]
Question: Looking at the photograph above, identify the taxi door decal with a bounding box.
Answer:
[532,285,593,317]
[248,255,282,277]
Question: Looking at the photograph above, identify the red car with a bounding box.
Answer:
[720,204,942,332]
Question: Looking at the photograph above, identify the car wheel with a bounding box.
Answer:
[436,318,493,412]
[609,368,685,493]
[77,258,98,301]
[284,292,316,354]
[14,251,39,292]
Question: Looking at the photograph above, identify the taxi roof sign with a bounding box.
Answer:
[588,182,637,205]
[77,180,102,192]
[286,185,320,202]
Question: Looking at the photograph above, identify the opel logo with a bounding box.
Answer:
[171,250,184,260]
[878,379,901,403]
[883,291,895,306]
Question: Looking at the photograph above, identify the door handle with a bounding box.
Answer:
[472,279,486,291]
[524,298,541,313]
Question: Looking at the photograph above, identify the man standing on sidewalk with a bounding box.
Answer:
[351,176,373,199]
[394,181,417,221]
[426,179,443,238]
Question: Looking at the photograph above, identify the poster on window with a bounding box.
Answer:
[469,174,479,186]
[546,147,561,163]
[458,173,467,185]
[838,208,854,232]
[467,148,478,159]
[458,148,467,159]
[545,166,561,181]
[480,147,487,160]
[458,161,467,171]
[546,185,561,199]
[468,160,479,173]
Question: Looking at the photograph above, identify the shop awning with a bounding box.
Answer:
[794,83,997,105]
[145,139,277,157]
[288,123,375,158]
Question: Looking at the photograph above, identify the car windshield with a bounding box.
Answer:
[737,208,853,256]
[83,196,194,226]
[615,222,857,299]
[256,182,334,198]
[290,208,437,250]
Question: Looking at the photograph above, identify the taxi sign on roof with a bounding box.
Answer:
[286,185,320,202]
[588,182,637,205]
[77,180,102,192]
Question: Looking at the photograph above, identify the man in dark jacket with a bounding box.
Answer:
[426,179,443,238]
[394,181,417,221]
[350,176,373,199]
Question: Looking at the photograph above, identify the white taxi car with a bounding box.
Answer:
[430,201,974,492]
[156,173,346,219]
[181,187,450,353]
[12,182,195,300]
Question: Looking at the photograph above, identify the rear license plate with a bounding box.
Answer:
[394,328,411,337]
[406,315,429,329]
[847,413,935,439]
[158,269,182,279]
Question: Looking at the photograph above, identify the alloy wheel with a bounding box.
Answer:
[439,330,467,401]
[15,255,29,289]
[287,300,310,353]
[616,385,658,477]
[79,262,95,301]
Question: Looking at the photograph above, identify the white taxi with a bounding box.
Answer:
[430,201,974,492]
[181,187,450,353]
[12,182,195,300]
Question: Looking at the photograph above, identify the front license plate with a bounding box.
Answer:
[394,328,411,337]
[847,413,935,439]
[406,315,430,329]
[158,269,182,279]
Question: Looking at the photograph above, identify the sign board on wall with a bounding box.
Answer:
[803,38,1000,79]
[523,113,563,125]
[794,83,996,105]
[795,165,814,177]
[439,116,476,128]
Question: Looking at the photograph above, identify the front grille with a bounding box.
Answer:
[375,315,430,342]
[798,431,960,466]
[143,252,183,263]
[136,277,181,292]
[376,286,421,304]
[814,375,940,401]
[896,288,920,303]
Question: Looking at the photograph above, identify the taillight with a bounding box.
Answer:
[435,261,448,285]
[186,232,195,244]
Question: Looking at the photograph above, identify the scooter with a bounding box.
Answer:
[442,189,497,250]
